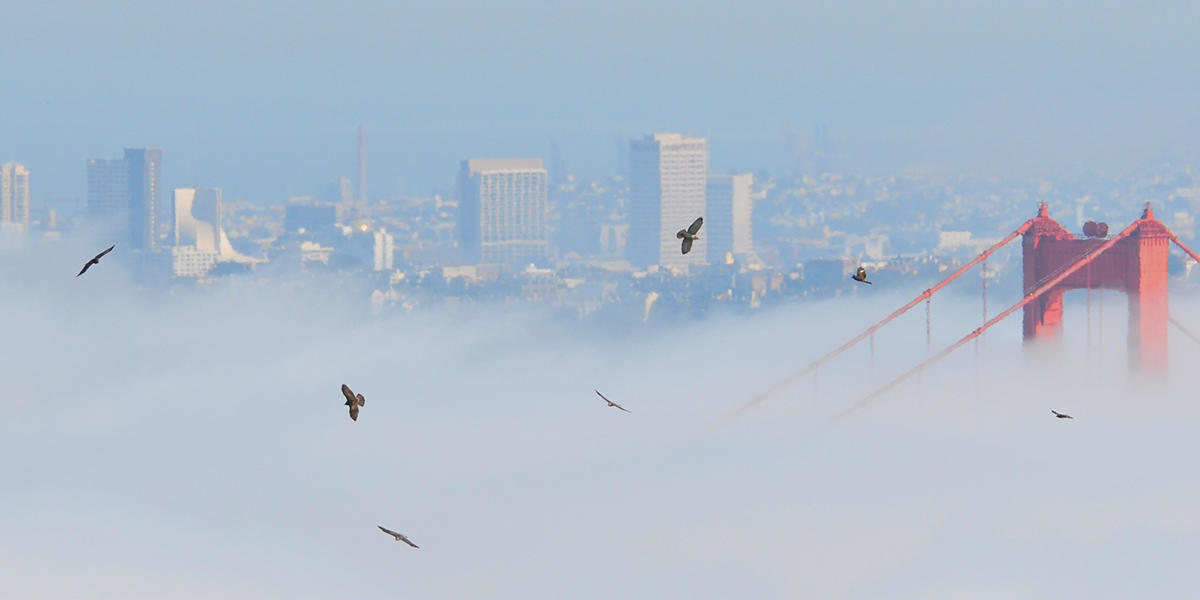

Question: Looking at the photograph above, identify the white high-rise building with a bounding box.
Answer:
[1,163,30,229]
[172,187,260,277]
[373,228,394,271]
[458,158,548,264]
[706,173,754,262]
[629,134,708,268]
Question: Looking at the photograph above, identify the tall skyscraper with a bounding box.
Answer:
[629,133,708,268]
[86,158,128,219]
[86,148,162,250]
[1,163,30,228]
[457,158,548,265]
[125,148,162,251]
[706,173,754,262]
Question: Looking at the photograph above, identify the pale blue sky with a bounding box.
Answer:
[2,1,1199,199]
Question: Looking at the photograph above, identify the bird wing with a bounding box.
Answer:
[341,384,356,404]
[398,534,419,548]
[681,236,693,255]
[687,217,704,235]
[596,390,630,413]
[349,404,359,421]
[96,245,115,260]
[378,525,399,538]
[76,261,94,277]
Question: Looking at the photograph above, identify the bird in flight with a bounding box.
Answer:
[851,266,872,285]
[77,245,115,277]
[377,525,419,548]
[676,217,704,255]
[595,390,630,413]
[341,384,366,421]
[1051,410,1074,419]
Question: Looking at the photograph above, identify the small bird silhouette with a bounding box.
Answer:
[77,245,115,277]
[341,384,365,421]
[1051,410,1073,419]
[377,525,419,548]
[595,390,630,413]
[676,217,704,255]
[851,266,872,285]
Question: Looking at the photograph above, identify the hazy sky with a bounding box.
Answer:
[4,240,1200,598]
[3,1,1200,201]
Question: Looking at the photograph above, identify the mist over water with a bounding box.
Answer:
[3,239,1200,599]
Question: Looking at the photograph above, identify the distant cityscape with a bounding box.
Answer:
[2,129,1198,322]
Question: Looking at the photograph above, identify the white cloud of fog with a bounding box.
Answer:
[3,240,1200,598]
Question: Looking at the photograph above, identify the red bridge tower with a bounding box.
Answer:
[1022,203,1170,370]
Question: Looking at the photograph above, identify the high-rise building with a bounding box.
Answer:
[705,173,754,262]
[1,163,31,228]
[125,148,162,251]
[86,158,128,220]
[373,228,394,271]
[174,187,222,251]
[85,148,162,250]
[629,134,708,268]
[172,187,260,278]
[172,187,221,277]
[457,158,548,264]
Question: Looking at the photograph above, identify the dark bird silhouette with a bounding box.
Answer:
[595,390,630,413]
[851,266,872,285]
[1051,410,1074,419]
[341,384,365,421]
[676,217,704,255]
[77,245,115,277]
[378,525,419,548]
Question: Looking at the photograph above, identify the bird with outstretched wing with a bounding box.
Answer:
[595,390,630,413]
[1051,410,1073,419]
[341,384,365,421]
[675,217,704,255]
[378,525,419,548]
[851,266,872,285]
[77,245,115,277]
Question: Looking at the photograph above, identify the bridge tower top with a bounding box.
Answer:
[1022,204,1168,371]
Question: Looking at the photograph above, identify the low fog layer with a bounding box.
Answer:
[3,242,1200,599]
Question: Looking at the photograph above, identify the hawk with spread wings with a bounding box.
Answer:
[341,384,365,421]
[676,217,703,255]
[377,525,419,548]
[77,245,115,277]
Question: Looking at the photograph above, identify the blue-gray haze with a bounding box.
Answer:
[5,3,1200,598]
[2,1,1200,201]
